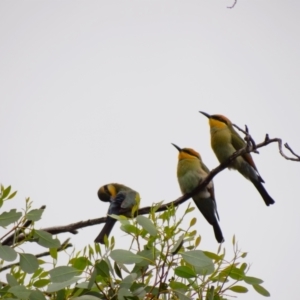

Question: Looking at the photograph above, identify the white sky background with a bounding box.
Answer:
[1,1,300,299]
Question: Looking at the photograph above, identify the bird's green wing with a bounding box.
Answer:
[230,126,246,151]
[200,161,220,221]
[200,161,210,174]
[230,126,260,172]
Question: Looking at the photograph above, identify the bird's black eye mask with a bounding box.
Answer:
[182,149,198,159]
[212,116,228,125]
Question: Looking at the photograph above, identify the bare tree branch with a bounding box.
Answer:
[227,0,237,9]
[233,123,258,153]
[233,124,300,161]
[3,132,299,246]
[284,143,300,160]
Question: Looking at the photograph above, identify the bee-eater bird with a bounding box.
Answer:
[172,143,224,243]
[199,111,275,206]
[94,183,140,244]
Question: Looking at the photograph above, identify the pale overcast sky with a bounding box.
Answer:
[1,1,300,299]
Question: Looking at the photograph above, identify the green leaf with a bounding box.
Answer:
[120,273,137,289]
[169,281,188,291]
[0,209,22,226]
[221,266,244,280]
[2,186,11,199]
[33,279,50,288]
[118,287,133,299]
[175,266,196,278]
[244,276,263,285]
[206,286,215,300]
[158,211,169,221]
[190,217,197,227]
[136,249,157,267]
[31,268,43,279]
[173,289,192,300]
[151,201,164,213]
[7,190,18,200]
[56,289,66,300]
[49,266,80,283]
[189,230,197,237]
[132,285,146,297]
[121,224,139,235]
[95,260,110,278]
[181,250,214,274]
[87,267,97,290]
[71,257,89,271]
[110,249,143,264]
[253,284,270,297]
[203,251,221,261]
[194,235,201,248]
[171,234,184,254]
[0,244,18,261]
[229,285,248,293]
[46,277,80,293]
[39,271,49,278]
[229,267,245,280]
[240,262,247,272]
[33,230,60,248]
[114,261,123,279]
[6,274,19,286]
[232,234,235,245]
[136,215,157,236]
[104,256,115,274]
[9,285,31,300]
[37,259,45,265]
[29,290,47,300]
[241,252,247,258]
[26,209,44,222]
[49,247,57,260]
[185,206,195,213]
[19,253,39,274]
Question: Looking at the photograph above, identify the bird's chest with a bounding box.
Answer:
[211,128,235,160]
[178,171,200,193]
[177,160,206,194]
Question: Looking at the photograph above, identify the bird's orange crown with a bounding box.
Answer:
[209,114,232,129]
[178,148,201,161]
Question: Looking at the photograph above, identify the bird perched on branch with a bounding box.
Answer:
[199,111,275,206]
[172,144,224,243]
[94,183,140,244]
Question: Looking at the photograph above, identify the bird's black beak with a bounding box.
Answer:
[199,111,211,119]
[171,143,181,152]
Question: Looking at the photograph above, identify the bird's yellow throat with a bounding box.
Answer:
[209,118,228,129]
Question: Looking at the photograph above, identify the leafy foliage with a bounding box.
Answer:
[0,185,270,299]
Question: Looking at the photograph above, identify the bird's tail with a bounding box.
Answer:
[94,217,116,244]
[194,197,224,244]
[251,179,275,206]
[212,222,224,244]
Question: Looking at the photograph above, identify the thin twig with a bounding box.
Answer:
[233,124,300,161]
[227,0,237,9]
[2,206,46,246]
[0,239,72,272]
[233,123,258,153]
[284,143,300,161]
